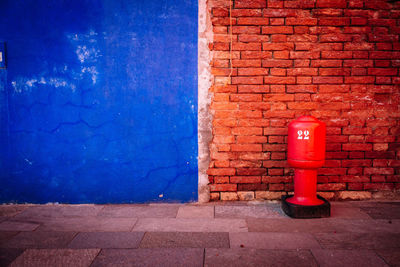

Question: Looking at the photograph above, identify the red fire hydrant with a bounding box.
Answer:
[282,116,330,218]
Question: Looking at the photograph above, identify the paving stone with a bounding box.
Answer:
[204,248,318,267]
[91,248,203,267]
[215,205,284,219]
[0,205,30,218]
[330,205,371,219]
[360,206,400,219]
[230,232,321,249]
[9,248,100,267]
[311,249,388,267]
[0,220,39,231]
[14,205,104,219]
[139,232,229,248]
[132,218,248,232]
[68,232,144,249]
[176,205,214,218]
[36,217,137,232]
[98,205,179,218]
[247,218,400,234]
[0,248,25,267]
[375,249,400,267]
[0,231,19,243]
[1,231,76,248]
[331,219,400,233]
[247,218,336,233]
[314,233,400,249]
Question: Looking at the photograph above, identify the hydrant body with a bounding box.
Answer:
[282,115,330,218]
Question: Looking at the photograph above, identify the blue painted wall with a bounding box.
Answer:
[0,0,198,203]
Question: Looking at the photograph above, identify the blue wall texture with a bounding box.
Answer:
[0,0,198,203]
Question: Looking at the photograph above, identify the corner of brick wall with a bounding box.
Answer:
[207,0,400,201]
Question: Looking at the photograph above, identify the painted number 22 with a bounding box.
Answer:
[297,130,310,140]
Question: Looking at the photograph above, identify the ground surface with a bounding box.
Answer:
[0,200,399,266]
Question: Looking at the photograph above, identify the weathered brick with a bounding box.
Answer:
[236,0,267,8]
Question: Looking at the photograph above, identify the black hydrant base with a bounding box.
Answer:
[281,195,330,218]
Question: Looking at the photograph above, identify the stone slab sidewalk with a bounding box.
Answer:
[0,200,399,266]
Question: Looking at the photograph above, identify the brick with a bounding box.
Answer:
[236,168,266,175]
[319,18,350,26]
[238,68,269,76]
[262,176,291,183]
[239,102,271,110]
[287,68,318,76]
[230,176,262,183]
[268,0,284,8]
[236,0,267,8]
[214,135,235,144]
[344,43,374,51]
[237,17,269,25]
[232,76,263,85]
[220,192,239,200]
[290,51,320,59]
[316,0,347,8]
[230,93,262,102]
[343,60,373,67]
[237,191,255,200]
[263,144,287,152]
[368,68,398,76]
[321,51,352,59]
[364,183,395,190]
[270,68,286,76]
[263,9,296,17]
[214,176,230,183]
[313,76,343,84]
[232,42,262,51]
[238,183,268,191]
[212,17,237,26]
[231,144,262,152]
[273,51,289,59]
[286,85,317,93]
[296,76,312,84]
[230,160,261,168]
[239,35,270,42]
[231,9,263,17]
[262,26,293,34]
[232,59,261,67]
[319,34,352,42]
[264,76,295,84]
[262,59,293,67]
[208,168,236,176]
[232,26,261,34]
[212,7,229,17]
[262,43,294,51]
[263,110,296,118]
[263,94,294,101]
[210,184,237,192]
[238,85,270,93]
[232,127,263,135]
[263,127,287,135]
[287,102,318,110]
[238,152,270,160]
[317,183,346,191]
[342,160,372,167]
[311,60,342,67]
[344,76,375,84]
[342,143,373,151]
[286,18,317,25]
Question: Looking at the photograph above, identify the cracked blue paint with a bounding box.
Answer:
[0,0,198,203]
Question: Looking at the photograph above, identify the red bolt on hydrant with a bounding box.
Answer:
[281,116,330,218]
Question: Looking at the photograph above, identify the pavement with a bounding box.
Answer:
[0,200,400,267]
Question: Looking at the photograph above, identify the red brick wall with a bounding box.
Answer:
[207,0,400,201]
